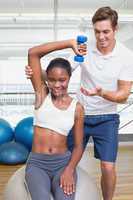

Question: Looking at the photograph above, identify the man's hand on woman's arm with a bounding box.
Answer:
[25,65,46,81]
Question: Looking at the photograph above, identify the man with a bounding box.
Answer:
[26,7,133,200]
[68,7,133,200]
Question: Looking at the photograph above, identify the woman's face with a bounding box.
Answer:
[47,67,70,97]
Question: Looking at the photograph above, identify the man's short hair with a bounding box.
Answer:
[92,7,118,28]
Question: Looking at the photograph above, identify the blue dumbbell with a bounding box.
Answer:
[74,35,87,62]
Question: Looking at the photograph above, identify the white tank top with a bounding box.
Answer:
[33,93,78,136]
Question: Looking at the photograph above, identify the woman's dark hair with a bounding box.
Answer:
[46,58,72,77]
[92,7,118,28]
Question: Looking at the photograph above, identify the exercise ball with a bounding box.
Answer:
[0,142,29,165]
[4,166,100,200]
[0,118,14,145]
[14,117,33,151]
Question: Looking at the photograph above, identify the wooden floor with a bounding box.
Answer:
[0,145,133,200]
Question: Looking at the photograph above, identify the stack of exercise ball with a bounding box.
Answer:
[0,118,14,145]
[0,117,34,165]
[14,117,33,151]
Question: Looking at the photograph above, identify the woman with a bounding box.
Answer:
[25,42,84,200]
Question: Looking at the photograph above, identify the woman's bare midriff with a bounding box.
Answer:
[32,126,68,154]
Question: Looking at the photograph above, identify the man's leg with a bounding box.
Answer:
[100,161,116,200]
[92,114,120,200]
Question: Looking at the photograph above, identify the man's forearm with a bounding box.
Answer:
[100,89,130,103]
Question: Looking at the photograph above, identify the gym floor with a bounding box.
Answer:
[0,144,133,200]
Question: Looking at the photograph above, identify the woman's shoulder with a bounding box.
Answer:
[76,101,84,112]
[69,96,84,113]
[74,101,84,121]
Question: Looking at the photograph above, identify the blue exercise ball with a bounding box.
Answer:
[0,141,29,165]
[0,118,14,145]
[14,117,33,151]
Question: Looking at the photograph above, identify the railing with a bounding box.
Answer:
[0,84,133,133]
[0,83,79,105]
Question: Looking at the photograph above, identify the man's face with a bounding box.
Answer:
[93,19,117,49]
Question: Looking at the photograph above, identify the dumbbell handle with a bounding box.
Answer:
[74,35,87,62]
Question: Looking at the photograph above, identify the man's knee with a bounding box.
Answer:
[101,161,116,175]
